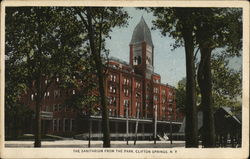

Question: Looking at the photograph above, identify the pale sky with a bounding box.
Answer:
[106,7,186,87]
[105,7,242,87]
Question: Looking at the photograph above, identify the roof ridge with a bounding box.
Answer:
[130,17,153,46]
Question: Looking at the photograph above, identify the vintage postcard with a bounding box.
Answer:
[0,0,249,159]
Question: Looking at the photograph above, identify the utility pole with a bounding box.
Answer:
[134,105,140,145]
[88,115,92,147]
[126,102,129,145]
[154,104,157,144]
[169,107,173,144]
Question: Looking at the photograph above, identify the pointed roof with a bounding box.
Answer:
[130,16,153,46]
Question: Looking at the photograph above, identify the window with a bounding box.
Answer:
[109,109,112,116]
[136,82,141,89]
[58,119,62,131]
[163,98,166,104]
[162,90,166,95]
[113,97,116,106]
[134,57,138,65]
[110,74,116,82]
[31,94,34,101]
[154,79,159,83]
[110,75,113,81]
[53,105,57,112]
[58,104,62,111]
[53,119,57,132]
[146,56,150,65]
[136,102,140,108]
[154,95,158,101]
[154,104,158,111]
[168,99,173,103]
[54,90,60,98]
[124,100,129,107]
[124,88,129,96]
[108,96,116,106]
[70,119,75,131]
[137,56,141,64]
[65,119,70,131]
[169,92,173,96]
[154,87,159,93]
[123,78,129,85]
[109,85,116,94]
[136,92,141,98]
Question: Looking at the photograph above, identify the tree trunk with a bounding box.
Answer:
[34,79,42,147]
[197,48,215,147]
[86,8,110,148]
[175,8,198,148]
[183,34,198,148]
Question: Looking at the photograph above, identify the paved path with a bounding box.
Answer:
[5,140,185,148]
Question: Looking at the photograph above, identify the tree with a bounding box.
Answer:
[72,7,129,147]
[193,8,242,147]
[146,7,199,147]
[146,7,242,147]
[5,7,89,147]
[175,78,186,114]
[211,54,242,111]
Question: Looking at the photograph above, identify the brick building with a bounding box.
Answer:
[22,17,182,139]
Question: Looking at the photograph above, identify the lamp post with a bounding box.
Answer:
[168,107,173,144]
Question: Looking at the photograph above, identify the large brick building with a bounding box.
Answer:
[22,17,182,139]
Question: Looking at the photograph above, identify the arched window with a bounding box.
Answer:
[137,56,141,64]
[134,56,138,65]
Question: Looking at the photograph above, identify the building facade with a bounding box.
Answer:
[22,17,183,138]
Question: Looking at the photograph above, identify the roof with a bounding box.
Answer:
[220,106,241,124]
[109,56,129,66]
[130,16,153,46]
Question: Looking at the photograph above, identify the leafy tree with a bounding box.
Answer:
[145,7,242,147]
[5,7,90,147]
[175,78,186,114]
[146,7,199,147]
[71,7,129,147]
[211,54,242,111]
[193,8,242,147]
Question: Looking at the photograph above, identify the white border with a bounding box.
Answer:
[0,1,249,159]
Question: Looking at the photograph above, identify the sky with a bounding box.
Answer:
[105,7,242,87]
[106,8,186,87]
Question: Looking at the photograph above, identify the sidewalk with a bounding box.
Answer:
[5,140,186,148]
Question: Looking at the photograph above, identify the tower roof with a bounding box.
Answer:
[130,16,153,46]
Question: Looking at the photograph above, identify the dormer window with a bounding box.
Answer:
[134,57,138,65]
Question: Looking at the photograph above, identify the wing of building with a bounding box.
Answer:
[20,17,184,140]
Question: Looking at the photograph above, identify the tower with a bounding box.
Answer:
[129,17,155,118]
[129,16,154,79]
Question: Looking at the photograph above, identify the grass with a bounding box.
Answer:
[5,134,65,141]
